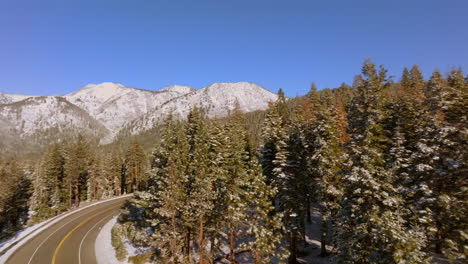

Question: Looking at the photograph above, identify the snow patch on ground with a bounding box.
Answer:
[298,209,332,264]
[95,216,130,264]
[93,207,331,264]
[0,224,43,251]
[95,216,151,264]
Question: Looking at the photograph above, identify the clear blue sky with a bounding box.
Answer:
[1,0,467,97]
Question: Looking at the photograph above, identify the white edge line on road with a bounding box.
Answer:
[27,214,88,264]
[0,194,132,263]
[79,212,117,264]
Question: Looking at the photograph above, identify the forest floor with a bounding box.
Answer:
[99,206,454,264]
[298,209,454,264]
[297,208,332,264]
[98,207,332,264]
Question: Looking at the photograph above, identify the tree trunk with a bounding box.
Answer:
[171,215,178,264]
[288,232,298,264]
[435,220,443,253]
[74,181,80,207]
[210,235,215,260]
[320,215,328,257]
[306,196,312,223]
[198,214,205,264]
[115,176,121,195]
[68,182,72,208]
[185,227,192,262]
[229,224,236,264]
[213,249,251,262]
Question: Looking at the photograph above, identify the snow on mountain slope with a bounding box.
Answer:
[125,82,277,135]
[0,82,277,147]
[0,118,16,150]
[0,96,108,141]
[0,93,33,104]
[160,85,195,94]
[65,82,137,114]
[65,82,193,139]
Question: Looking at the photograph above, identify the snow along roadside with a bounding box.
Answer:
[95,216,130,264]
[0,194,133,263]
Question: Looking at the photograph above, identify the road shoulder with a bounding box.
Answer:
[95,216,129,264]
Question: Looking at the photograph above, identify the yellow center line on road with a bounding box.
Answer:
[51,203,122,264]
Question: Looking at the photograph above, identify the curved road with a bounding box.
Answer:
[6,196,130,264]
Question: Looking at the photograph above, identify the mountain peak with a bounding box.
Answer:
[160,85,195,94]
[124,82,278,136]
[204,81,263,90]
[67,82,129,101]
[201,82,273,97]
[78,82,125,92]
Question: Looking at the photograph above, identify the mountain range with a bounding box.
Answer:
[0,82,278,149]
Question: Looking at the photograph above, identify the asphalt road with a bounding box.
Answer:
[6,196,130,264]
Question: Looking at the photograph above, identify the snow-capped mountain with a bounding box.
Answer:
[125,82,277,135]
[0,93,33,104]
[0,96,108,142]
[160,85,195,94]
[0,81,277,148]
[64,82,193,141]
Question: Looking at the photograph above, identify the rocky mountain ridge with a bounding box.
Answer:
[0,82,277,148]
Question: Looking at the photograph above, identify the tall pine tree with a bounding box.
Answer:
[334,60,426,263]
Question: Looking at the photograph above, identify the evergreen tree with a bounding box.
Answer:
[124,141,147,193]
[334,60,427,263]
[425,70,447,114]
[119,117,190,263]
[64,134,90,207]
[276,88,290,121]
[445,68,467,124]
[30,156,54,221]
[273,124,308,264]
[300,83,321,123]
[245,159,285,264]
[208,110,285,263]
[219,112,254,263]
[182,107,215,262]
[0,159,32,239]
[108,151,124,196]
[259,103,288,193]
[87,151,118,200]
[203,121,230,260]
[334,96,350,146]
[334,82,354,106]
[48,145,67,212]
[386,68,431,258]
[416,69,467,261]
[31,145,66,220]
[409,65,425,101]
[306,100,343,257]
[87,151,102,200]
[152,118,190,263]
[399,67,411,93]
